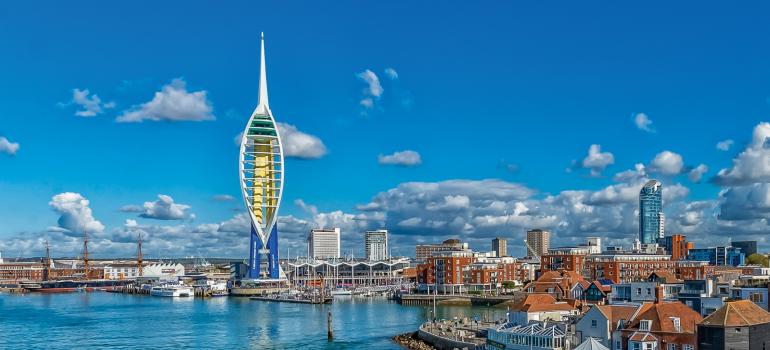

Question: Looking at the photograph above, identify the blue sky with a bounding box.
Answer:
[2,1,770,258]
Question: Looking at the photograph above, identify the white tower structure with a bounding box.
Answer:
[239,33,285,279]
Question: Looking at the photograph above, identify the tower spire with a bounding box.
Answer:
[255,32,271,116]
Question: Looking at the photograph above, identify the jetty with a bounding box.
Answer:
[250,294,332,304]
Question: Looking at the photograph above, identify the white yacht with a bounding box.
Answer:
[330,288,352,296]
[150,285,194,297]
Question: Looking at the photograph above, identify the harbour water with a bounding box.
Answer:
[0,293,507,349]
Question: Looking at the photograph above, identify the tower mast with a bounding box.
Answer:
[137,232,143,277]
[44,240,51,281]
[82,228,89,279]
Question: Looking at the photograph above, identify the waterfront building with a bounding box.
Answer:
[103,262,143,280]
[660,234,691,260]
[639,180,664,245]
[364,230,388,261]
[575,304,638,348]
[0,262,45,282]
[732,240,758,256]
[465,256,517,292]
[308,228,341,259]
[675,260,715,280]
[524,270,586,300]
[584,251,675,284]
[492,237,507,257]
[526,229,550,257]
[687,245,745,266]
[415,239,468,261]
[698,300,770,350]
[281,257,410,288]
[540,246,590,273]
[676,279,731,317]
[239,33,284,280]
[731,286,769,310]
[614,288,703,350]
[487,320,569,350]
[431,250,475,294]
[507,294,579,326]
[609,281,681,304]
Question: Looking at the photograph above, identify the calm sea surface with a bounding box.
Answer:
[0,292,506,349]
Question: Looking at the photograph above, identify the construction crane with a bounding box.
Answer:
[523,239,541,263]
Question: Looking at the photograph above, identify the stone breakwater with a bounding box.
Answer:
[393,332,436,350]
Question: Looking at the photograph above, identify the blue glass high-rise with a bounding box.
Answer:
[639,180,664,244]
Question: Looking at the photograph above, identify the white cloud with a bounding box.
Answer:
[277,122,327,159]
[713,122,770,186]
[688,164,709,183]
[357,69,383,97]
[294,199,318,215]
[634,113,655,133]
[716,139,734,151]
[580,144,614,176]
[136,194,194,220]
[116,78,215,122]
[384,68,399,80]
[650,150,684,175]
[378,150,422,167]
[212,195,234,202]
[63,88,115,117]
[49,192,105,234]
[0,137,20,156]
[357,69,383,109]
[719,183,770,220]
[360,98,374,108]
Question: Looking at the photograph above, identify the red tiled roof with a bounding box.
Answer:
[625,302,703,333]
[596,304,639,327]
[647,270,681,283]
[700,300,770,327]
[629,331,658,342]
[523,303,577,312]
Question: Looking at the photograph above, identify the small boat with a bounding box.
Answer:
[150,285,194,297]
[330,288,352,296]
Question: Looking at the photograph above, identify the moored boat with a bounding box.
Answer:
[150,285,194,297]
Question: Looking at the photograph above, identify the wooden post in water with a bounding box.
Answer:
[327,310,333,341]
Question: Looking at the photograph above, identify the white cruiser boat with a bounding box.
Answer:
[150,285,194,297]
[330,288,352,296]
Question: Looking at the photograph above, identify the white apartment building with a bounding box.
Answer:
[308,228,341,259]
[365,230,388,261]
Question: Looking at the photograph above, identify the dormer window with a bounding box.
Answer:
[640,319,652,331]
[671,317,681,332]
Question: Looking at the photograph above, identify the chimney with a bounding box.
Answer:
[655,285,664,304]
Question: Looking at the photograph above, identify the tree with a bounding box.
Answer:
[746,253,769,267]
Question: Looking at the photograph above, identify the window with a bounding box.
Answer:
[591,320,597,328]
[671,317,681,332]
[683,345,694,350]
[750,293,765,303]
[639,320,652,331]
[668,344,677,350]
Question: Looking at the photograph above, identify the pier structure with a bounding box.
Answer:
[239,33,284,280]
[282,257,411,288]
